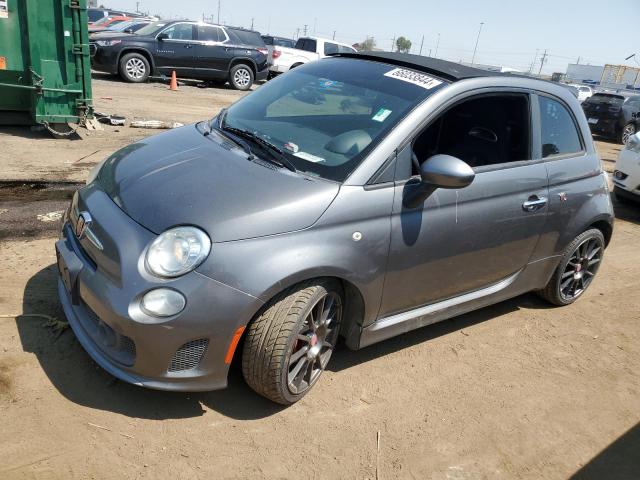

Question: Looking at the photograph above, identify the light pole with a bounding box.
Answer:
[471,22,484,64]
[435,32,440,58]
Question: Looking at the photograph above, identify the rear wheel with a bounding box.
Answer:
[242,279,343,405]
[621,123,636,145]
[229,64,254,91]
[537,229,605,306]
[119,53,150,83]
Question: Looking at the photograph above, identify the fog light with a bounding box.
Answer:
[141,289,186,317]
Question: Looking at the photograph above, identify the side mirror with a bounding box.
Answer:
[404,154,475,208]
[124,28,134,34]
[157,33,168,41]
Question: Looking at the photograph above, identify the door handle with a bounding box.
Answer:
[185,44,193,49]
[522,196,547,212]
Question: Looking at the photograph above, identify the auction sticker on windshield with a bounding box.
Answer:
[384,68,442,89]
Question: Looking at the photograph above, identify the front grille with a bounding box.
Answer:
[168,339,209,372]
[80,301,136,366]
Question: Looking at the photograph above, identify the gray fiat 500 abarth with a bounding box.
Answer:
[57,52,614,404]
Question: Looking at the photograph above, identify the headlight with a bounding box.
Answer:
[96,39,122,47]
[626,132,640,153]
[145,226,211,278]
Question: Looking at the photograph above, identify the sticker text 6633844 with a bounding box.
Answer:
[384,68,443,90]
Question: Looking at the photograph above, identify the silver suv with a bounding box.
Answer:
[57,52,614,404]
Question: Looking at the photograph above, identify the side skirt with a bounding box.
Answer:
[357,256,559,349]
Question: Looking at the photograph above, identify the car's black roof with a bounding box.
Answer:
[332,51,500,82]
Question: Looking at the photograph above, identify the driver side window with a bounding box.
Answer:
[411,93,531,175]
[161,24,194,41]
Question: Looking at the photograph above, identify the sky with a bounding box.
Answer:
[104,0,640,75]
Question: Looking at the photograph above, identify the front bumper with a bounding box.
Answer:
[613,148,640,197]
[57,185,262,391]
[90,45,120,74]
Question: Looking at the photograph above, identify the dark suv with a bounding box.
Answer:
[90,21,269,90]
[582,92,640,144]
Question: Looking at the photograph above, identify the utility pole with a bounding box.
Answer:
[136,1,140,13]
[313,18,317,35]
[576,56,581,64]
[250,18,254,30]
[529,49,539,74]
[303,24,308,36]
[295,27,300,40]
[419,35,424,55]
[435,32,440,58]
[332,30,336,40]
[217,0,221,24]
[391,35,396,52]
[471,21,484,64]
[428,48,432,57]
[538,49,548,75]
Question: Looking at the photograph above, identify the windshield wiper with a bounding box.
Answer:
[216,114,296,173]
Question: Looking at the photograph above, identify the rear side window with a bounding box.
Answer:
[585,94,625,107]
[538,96,582,158]
[197,26,224,42]
[162,23,194,41]
[262,36,274,45]
[228,29,265,47]
[324,42,339,55]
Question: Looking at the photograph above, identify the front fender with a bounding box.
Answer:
[196,185,394,328]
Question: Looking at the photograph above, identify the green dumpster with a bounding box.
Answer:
[0,0,94,135]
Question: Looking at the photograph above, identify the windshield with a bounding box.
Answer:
[222,58,447,182]
[135,21,168,36]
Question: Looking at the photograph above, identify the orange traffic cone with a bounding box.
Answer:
[169,71,178,91]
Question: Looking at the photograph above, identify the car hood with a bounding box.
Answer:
[97,125,340,242]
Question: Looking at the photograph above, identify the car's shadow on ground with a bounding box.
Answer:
[570,422,640,480]
[16,263,560,421]
[612,193,640,224]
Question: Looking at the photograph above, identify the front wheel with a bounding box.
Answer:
[537,229,605,306]
[621,123,636,145]
[119,53,150,83]
[242,280,343,405]
[229,64,254,91]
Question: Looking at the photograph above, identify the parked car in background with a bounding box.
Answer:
[58,52,613,405]
[88,8,143,25]
[89,15,132,33]
[570,84,593,103]
[582,92,640,144]
[261,35,295,67]
[89,21,268,90]
[269,36,356,75]
[613,132,640,202]
[90,20,151,38]
[560,84,579,99]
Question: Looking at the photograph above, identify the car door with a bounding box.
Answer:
[154,23,197,77]
[191,25,229,79]
[378,91,549,319]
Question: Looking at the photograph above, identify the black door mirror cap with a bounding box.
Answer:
[157,33,168,41]
[420,154,475,189]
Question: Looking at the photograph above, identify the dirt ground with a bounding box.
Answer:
[1,76,639,480]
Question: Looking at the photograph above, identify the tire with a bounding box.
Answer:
[537,229,605,306]
[229,63,254,91]
[119,52,150,83]
[242,279,343,405]
[620,123,636,145]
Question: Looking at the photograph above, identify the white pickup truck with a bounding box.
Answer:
[269,36,357,75]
